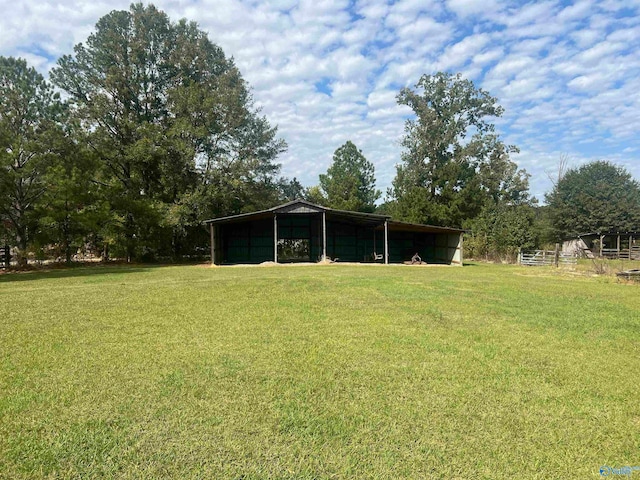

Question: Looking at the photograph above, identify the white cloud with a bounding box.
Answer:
[556,0,593,22]
[569,28,602,49]
[437,33,491,70]
[576,40,626,63]
[331,81,363,100]
[446,0,504,19]
[500,1,558,28]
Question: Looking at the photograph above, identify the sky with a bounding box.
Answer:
[1,0,639,201]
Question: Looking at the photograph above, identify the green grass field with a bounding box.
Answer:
[1,263,639,479]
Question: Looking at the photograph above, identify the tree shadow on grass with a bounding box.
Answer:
[0,262,174,283]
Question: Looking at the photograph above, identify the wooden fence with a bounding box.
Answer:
[601,246,640,260]
[519,249,577,266]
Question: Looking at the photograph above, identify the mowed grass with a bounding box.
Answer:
[0,263,639,479]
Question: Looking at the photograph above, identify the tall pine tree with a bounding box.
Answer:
[319,141,380,212]
[0,56,66,264]
[51,3,285,260]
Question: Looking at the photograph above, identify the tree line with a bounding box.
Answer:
[2,4,639,266]
[0,4,297,265]
[307,73,640,260]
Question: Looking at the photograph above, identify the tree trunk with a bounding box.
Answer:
[172,229,181,262]
[64,212,72,264]
[125,212,135,263]
[65,240,72,264]
[13,219,29,267]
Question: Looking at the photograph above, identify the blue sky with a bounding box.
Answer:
[2,0,639,201]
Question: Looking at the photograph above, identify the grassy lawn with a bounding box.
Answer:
[1,263,639,479]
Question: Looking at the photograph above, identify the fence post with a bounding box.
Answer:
[3,245,9,268]
[554,243,560,268]
[600,235,604,257]
[517,248,521,265]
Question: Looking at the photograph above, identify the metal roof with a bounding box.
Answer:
[203,199,390,225]
[203,199,465,233]
[385,220,465,234]
[577,231,640,238]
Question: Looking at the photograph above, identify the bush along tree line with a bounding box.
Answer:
[3,6,640,266]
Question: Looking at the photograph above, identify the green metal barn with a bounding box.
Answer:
[204,200,463,266]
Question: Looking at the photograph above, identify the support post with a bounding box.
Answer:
[214,223,216,265]
[273,214,278,263]
[384,219,389,264]
[554,243,560,268]
[373,230,376,257]
[617,234,621,259]
[600,235,604,257]
[322,211,327,261]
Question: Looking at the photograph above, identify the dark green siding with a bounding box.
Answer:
[326,221,377,262]
[217,214,460,265]
[222,219,274,264]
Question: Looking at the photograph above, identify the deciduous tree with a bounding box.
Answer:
[390,72,529,227]
[545,160,640,239]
